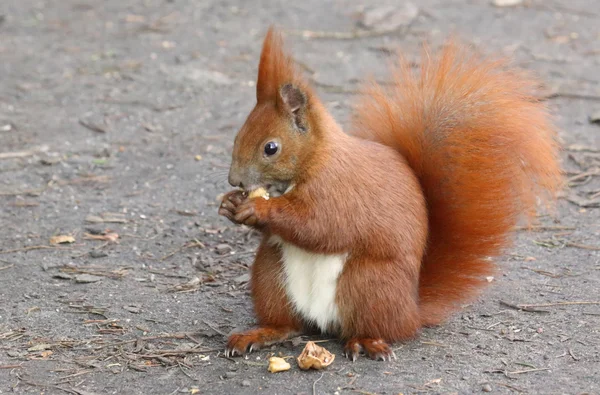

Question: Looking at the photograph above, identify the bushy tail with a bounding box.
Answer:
[351,41,563,326]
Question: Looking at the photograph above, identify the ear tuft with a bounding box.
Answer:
[257,27,297,103]
[279,83,307,131]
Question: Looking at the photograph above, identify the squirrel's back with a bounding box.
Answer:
[351,41,563,325]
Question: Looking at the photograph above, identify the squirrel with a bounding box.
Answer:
[218,26,562,361]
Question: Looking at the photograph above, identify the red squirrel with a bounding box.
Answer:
[218,26,562,361]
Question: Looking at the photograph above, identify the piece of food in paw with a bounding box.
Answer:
[248,187,270,200]
[296,341,335,370]
[267,356,291,373]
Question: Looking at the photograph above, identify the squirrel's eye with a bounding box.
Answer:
[264,141,279,156]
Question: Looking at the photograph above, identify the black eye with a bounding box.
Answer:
[264,141,279,156]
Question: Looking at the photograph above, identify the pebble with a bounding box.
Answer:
[482,384,492,392]
[241,380,251,387]
[90,250,108,258]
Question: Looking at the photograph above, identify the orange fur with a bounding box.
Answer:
[351,41,563,325]
[256,27,313,106]
[220,27,563,359]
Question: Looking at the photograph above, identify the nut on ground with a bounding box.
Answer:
[267,356,291,373]
[297,341,335,370]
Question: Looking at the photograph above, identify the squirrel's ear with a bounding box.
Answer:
[279,83,307,132]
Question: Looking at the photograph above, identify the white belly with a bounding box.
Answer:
[270,236,347,332]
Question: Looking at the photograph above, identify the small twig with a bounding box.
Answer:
[17,376,81,395]
[178,362,198,381]
[544,91,600,101]
[202,320,227,337]
[0,145,49,160]
[568,348,580,361]
[467,325,497,332]
[486,321,504,330]
[185,334,203,345]
[342,375,358,390]
[100,332,203,348]
[499,301,550,313]
[58,369,93,380]
[0,187,46,196]
[568,168,600,183]
[0,364,23,369]
[136,348,222,357]
[160,239,205,261]
[71,242,110,258]
[565,242,600,251]
[523,267,561,278]
[0,150,35,160]
[83,319,117,324]
[286,26,406,40]
[78,119,106,133]
[313,372,325,395]
[507,367,550,375]
[518,301,600,308]
[514,362,537,369]
[420,340,447,347]
[493,381,526,392]
[514,225,576,232]
[0,245,66,255]
[0,264,15,271]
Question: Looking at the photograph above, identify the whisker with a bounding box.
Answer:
[203,177,229,186]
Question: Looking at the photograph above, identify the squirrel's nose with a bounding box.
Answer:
[228,169,243,188]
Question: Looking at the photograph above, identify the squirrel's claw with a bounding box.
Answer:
[343,338,394,362]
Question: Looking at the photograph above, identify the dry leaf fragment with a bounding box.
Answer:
[268,356,291,373]
[27,344,53,352]
[166,276,202,293]
[49,235,75,245]
[85,213,127,223]
[492,0,523,6]
[297,341,335,370]
[84,232,119,242]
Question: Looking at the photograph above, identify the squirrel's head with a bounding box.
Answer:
[228,27,322,197]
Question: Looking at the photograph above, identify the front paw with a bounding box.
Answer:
[233,199,264,227]
[225,327,296,357]
[218,190,246,224]
[218,190,266,228]
[226,332,261,357]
